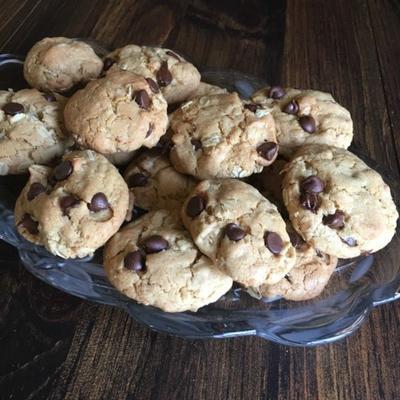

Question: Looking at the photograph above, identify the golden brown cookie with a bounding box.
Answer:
[64,71,168,154]
[170,93,278,179]
[282,145,398,258]
[181,179,296,287]
[24,37,103,92]
[104,210,233,312]
[15,150,129,258]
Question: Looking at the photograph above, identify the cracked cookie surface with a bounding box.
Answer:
[103,209,233,312]
[106,45,201,104]
[251,86,353,157]
[258,228,337,301]
[64,71,168,154]
[24,37,103,92]
[170,92,278,179]
[0,89,71,175]
[181,179,296,287]
[282,144,398,258]
[15,150,129,258]
[124,149,196,211]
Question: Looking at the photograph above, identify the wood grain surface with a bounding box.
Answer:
[1,1,400,399]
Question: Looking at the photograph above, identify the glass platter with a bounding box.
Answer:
[1,45,399,347]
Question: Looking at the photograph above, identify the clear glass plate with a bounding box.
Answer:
[1,48,399,347]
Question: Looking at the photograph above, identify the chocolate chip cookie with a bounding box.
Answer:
[170,92,278,179]
[15,150,129,258]
[251,86,353,157]
[258,229,337,301]
[103,209,233,312]
[105,45,201,104]
[0,89,72,175]
[181,179,296,287]
[24,37,103,93]
[64,71,168,154]
[124,149,196,211]
[282,144,398,258]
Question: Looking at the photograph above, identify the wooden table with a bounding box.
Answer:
[1,1,400,399]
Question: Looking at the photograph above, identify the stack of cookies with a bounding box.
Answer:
[6,37,398,313]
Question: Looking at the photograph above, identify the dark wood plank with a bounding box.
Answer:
[283,0,400,173]
[282,1,400,400]
[0,0,44,50]
[0,1,400,400]
[367,0,400,171]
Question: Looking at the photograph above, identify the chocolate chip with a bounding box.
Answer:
[53,160,73,181]
[191,138,202,150]
[225,223,246,241]
[282,100,299,114]
[88,192,109,212]
[128,173,148,187]
[300,192,321,213]
[186,195,205,218]
[289,231,306,249]
[43,93,56,102]
[19,214,39,234]
[341,237,357,247]
[146,123,154,138]
[299,115,316,133]
[134,90,151,110]
[284,274,293,284]
[124,250,145,272]
[156,61,172,87]
[257,142,278,161]
[27,182,46,201]
[3,102,24,116]
[59,195,80,214]
[301,175,324,194]
[145,78,159,93]
[103,57,115,71]
[244,103,260,112]
[323,210,345,229]
[166,50,180,61]
[143,235,169,254]
[264,231,283,254]
[315,249,323,258]
[268,86,285,99]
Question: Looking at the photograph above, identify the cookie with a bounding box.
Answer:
[186,81,227,100]
[103,210,233,312]
[15,150,129,259]
[64,71,168,154]
[170,92,278,179]
[282,144,398,258]
[24,37,103,93]
[258,229,337,301]
[181,179,296,287]
[105,45,201,104]
[0,89,71,175]
[124,149,196,211]
[251,86,353,157]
